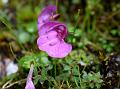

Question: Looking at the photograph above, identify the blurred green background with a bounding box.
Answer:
[0,0,120,89]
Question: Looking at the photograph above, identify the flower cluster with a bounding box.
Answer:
[37,5,72,58]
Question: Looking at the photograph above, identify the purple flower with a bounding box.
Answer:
[38,5,59,29]
[25,64,35,89]
[37,5,72,58]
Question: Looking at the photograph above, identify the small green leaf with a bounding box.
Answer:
[18,32,30,44]
[19,53,43,68]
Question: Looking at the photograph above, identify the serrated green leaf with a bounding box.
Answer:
[19,52,48,68]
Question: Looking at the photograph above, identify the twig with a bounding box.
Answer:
[2,80,12,89]
[2,78,26,89]
[1,75,41,89]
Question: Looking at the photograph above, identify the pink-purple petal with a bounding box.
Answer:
[38,21,67,38]
[38,21,59,36]
[25,64,35,89]
[38,5,57,29]
[25,81,35,89]
[46,40,72,58]
[37,31,59,51]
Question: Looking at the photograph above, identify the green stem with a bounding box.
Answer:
[56,0,58,13]
[73,9,81,33]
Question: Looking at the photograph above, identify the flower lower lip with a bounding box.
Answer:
[40,38,58,47]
